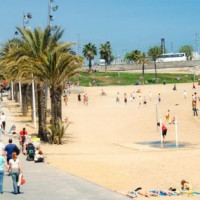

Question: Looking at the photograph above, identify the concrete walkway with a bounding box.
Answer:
[1,102,129,200]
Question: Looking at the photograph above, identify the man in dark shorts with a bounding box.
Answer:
[162,124,167,143]
[4,139,19,165]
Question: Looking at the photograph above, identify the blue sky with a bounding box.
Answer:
[0,0,200,57]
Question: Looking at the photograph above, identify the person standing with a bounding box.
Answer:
[124,93,127,104]
[143,97,147,106]
[85,94,88,105]
[8,152,22,194]
[183,90,187,99]
[116,92,120,102]
[0,153,6,194]
[158,93,161,103]
[138,96,142,107]
[63,95,68,106]
[78,94,81,102]
[173,84,177,90]
[149,91,152,101]
[83,95,86,104]
[132,91,135,100]
[162,124,167,143]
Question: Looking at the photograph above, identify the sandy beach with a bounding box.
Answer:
[6,82,200,200]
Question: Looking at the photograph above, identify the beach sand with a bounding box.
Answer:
[6,82,200,200]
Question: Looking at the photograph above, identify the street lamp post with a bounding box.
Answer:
[48,0,58,30]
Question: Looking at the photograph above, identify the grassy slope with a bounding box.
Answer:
[70,72,197,87]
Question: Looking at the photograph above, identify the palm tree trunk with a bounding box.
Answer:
[154,61,158,82]
[22,83,28,116]
[14,83,19,102]
[142,63,145,85]
[37,83,48,141]
[89,59,92,70]
[50,87,62,127]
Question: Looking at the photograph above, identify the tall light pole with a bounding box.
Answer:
[48,0,58,30]
[23,12,32,28]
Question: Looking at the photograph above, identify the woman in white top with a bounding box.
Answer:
[8,152,22,194]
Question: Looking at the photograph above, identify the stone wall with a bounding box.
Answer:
[94,60,200,72]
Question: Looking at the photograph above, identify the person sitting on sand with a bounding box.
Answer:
[34,147,44,163]
[181,180,193,191]
[165,110,171,123]
[136,89,141,93]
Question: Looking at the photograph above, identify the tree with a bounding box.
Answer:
[125,50,141,63]
[34,50,82,127]
[136,52,151,84]
[82,43,97,70]
[100,41,112,71]
[0,26,69,141]
[148,46,162,82]
[179,45,193,60]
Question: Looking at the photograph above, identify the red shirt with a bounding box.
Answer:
[19,130,28,137]
[162,125,166,131]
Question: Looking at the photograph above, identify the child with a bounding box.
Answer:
[181,180,193,191]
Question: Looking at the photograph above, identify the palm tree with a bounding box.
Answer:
[33,50,82,126]
[148,46,162,82]
[125,50,141,63]
[0,26,67,141]
[82,43,97,71]
[99,41,112,71]
[135,53,151,84]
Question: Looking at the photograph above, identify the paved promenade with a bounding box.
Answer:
[1,102,129,200]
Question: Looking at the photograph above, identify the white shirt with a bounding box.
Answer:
[0,142,5,156]
[9,159,20,169]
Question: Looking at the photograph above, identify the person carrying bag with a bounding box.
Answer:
[8,152,23,194]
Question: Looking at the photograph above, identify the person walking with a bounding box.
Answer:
[0,113,5,133]
[8,152,22,194]
[4,139,20,166]
[20,133,26,155]
[0,153,6,194]
[192,100,198,116]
